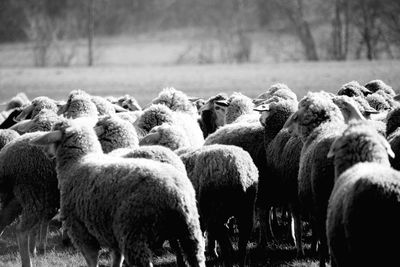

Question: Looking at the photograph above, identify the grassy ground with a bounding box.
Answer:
[0,215,323,267]
[1,61,399,106]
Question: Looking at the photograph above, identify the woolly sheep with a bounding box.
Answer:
[337,81,371,97]
[180,144,258,267]
[95,115,139,153]
[151,87,198,117]
[284,91,346,267]
[136,104,204,148]
[0,129,19,150]
[386,107,400,170]
[31,119,205,267]
[198,93,229,138]
[225,92,256,124]
[58,91,98,119]
[253,83,297,105]
[15,96,59,121]
[364,79,396,96]
[326,121,400,267]
[139,123,190,151]
[4,92,30,111]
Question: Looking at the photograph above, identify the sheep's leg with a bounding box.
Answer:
[205,232,218,258]
[123,235,153,267]
[290,205,304,257]
[237,214,253,267]
[67,219,100,267]
[61,221,72,246]
[110,249,124,267]
[257,207,271,248]
[269,207,278,240]
[16,216,37,267]
[210,223,234,267]
[39,221,48,254]
[169,239,185,267]
[28,228,37,256]
[0,198,22,236]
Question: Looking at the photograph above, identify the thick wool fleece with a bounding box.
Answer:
[0,132,59,235]
[179,144,258,266]
[49,121,205,267]
[61,93,98,119]
[5,93,30,111]
[327,123,400,267]
[0,129,19,150]
[21,96,58,120]
[337,81,370,97]
[152,87,197,117]
[96,116,139,153]
[225,92,255,124]
[365,79,396,96]
[109,145,186,174]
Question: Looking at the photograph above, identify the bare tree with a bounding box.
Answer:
[87,0,95,66]
[331,0,350,60]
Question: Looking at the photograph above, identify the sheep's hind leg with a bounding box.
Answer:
[67,219,100,267]
[16,215,37,267]
[169,239,185,267]
[111,249,124,267]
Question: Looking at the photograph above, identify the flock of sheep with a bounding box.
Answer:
[0,79,399,267]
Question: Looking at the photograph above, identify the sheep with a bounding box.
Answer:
[225,92,256,124]
[3,92,30,111]
[364,79,396,96]
[31,118,205,267]
[151,87,198,117]
[115,94,142,111]
[95,115,139,153]
[15,96,59,121]
[385,107,400,170]
[139,123,190,151]
[0,129,20,150]
[337,80,371,97]
[179,144,258,267]
[284,91,346,267]
[10,109,61,135]
[136,104,204,148]
[253,83,298,106]
[326,121,400,267]
[197,93,229,138]
[57,91,98,119]
[204,88,298,249]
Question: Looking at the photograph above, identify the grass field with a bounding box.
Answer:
[1,60,400,266]
[1,60,400,106]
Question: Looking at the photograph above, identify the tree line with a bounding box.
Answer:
[1,0,399,66]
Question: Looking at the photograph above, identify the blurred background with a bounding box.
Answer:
[1,0,400,67]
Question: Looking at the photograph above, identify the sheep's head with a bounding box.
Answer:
[117,95,142,111]
[365,79,396,96]
[225,92,254,124]
[255,99,297,128]
[94,115,138,153]
[11,109,62,134]
[328,121,394,178]
[284,91,343,140]
[58,93,98,119]
[137,104,175,133]
[139,123,189,151]
[332,95,373,123]
[15,96,58,121]
[199,93,228,137]
[337,81,371,97]
[30,117,101,164]
[152,87,197,115]
[253,83,296,105]
[386,107,400,136]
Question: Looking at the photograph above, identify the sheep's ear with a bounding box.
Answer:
[327,138,339,158]
[283,112,297,131]
[254,103,270,112]
[113,104,127,113]
[381,137,395,159]
[215,100,229,107]
[199,102,213,113]
[31,130,62,146]
[139,132,161,145]
[10,119,34,134]
[14,104,34,122]
[364,107,379,115]
[94,125,105,136]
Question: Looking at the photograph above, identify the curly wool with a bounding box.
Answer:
[109,145,186,174]
[365,79,396,96]
[96,116,139,153]
[152,87,197,117]
[5,93,30,111]
[337,81,370,97]
[225,92,255,124]
[0,129,19,150]
[60,92,98,119]
[44,120,205,267]
[136,104,175,133]
[139,124,190,151]
[327,122,399,267]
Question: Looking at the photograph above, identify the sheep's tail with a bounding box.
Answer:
[175,203,206,267]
